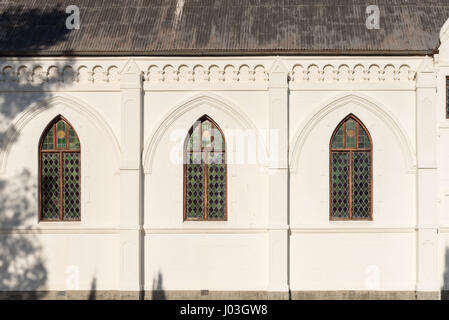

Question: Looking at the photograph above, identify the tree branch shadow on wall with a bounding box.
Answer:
[0,4,77,299]
[151,271,166,300]
[441,248,449,300]
[0,169,46,299]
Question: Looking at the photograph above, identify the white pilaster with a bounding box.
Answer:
[119,59,143,292]
[267,58,289,295]
[415,56,439,294]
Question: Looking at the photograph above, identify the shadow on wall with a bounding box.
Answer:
[0,3,75,152]
[442,248,449,300]
[152,271,166,300]
[0,4,77,299]
[0,169,46,298]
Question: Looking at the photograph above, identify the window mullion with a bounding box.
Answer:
[348,151,352,220]
[204,153,208,220]
[59,152,64,221]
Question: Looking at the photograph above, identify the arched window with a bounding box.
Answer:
[39,116,81,221]
[330,114,372,220]
[184,115,226,220]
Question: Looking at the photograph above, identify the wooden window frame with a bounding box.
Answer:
[183,115,227,221]
[329,114,373,221]
[39,116,81,222]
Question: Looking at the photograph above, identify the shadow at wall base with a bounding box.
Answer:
[0,290,444,300]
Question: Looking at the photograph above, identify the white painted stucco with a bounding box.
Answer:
[1,19,449,296]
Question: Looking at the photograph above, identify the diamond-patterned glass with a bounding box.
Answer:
[41,153,60,220]
[185,116,227,220]
[207,153,225,219]
[42,127,54,150]
[63,153,81,220]
[331,152,349,218]
[352,152,371,219]
[186,153,204,219]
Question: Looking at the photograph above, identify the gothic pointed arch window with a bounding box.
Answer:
[184,115,227,221]
[39,116,81,221]
[330,114,372,220]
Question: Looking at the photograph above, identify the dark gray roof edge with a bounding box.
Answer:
[0,49,439,58]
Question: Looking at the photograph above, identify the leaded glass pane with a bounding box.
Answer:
[212,127,225,151]
[186,152,202,165]
[352,152,371,219]
[189,122,201,151]
[207,161,226,219]
[202,120,212,149]
[41,153,60,220]
[186,153,204,219]
[63,153,81,220]
[331,152,349,218]
[345,119,356,148]
[331,126,344,148]
[56,120,66,149]
[207,152,224,165]
[358,126,371,149]
[42,126,54,150]
[68,126,80,150]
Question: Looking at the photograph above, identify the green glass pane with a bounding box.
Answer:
[190,122,200,151]
[186,152,202,165]
[331,152,349,218]
[212,127,225,151]
[352,152,371,219]
[207,161,226,219]
[68,126,80,150]
[345,119,356,148]
[63,152,81,220]
[207,152,224,165]
[56,121,66,149]
[358,126,371,149]
[185,153,204,219]
[42,126,54,150]
[202,120,212,149]
[41,153,60,220]
[331,126,344,148]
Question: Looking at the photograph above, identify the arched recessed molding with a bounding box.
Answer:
[143,92,268,174]
[0,94,120,174]
[289,93,416,174]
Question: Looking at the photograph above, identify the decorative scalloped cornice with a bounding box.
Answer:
[0,64,120,84]
[289,63,415,83]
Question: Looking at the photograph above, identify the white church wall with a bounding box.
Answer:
[0,54,443,296]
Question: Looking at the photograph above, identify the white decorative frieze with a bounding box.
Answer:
[0,64,121,84]
[289,63,416,83]
[143,64,268,84]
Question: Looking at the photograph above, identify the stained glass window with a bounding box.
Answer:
[184,115,226,220]
[40,116,81,221]
[330,115,372,220]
